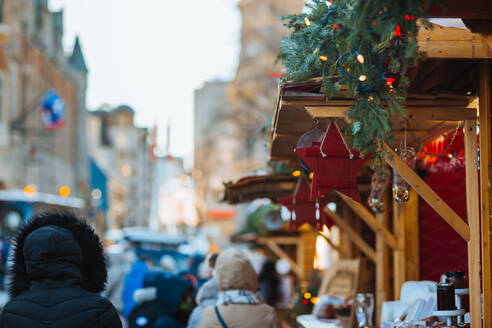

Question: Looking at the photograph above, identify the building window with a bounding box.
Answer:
[0,78,3,122]
[35,0,43,29]
[0,0,4,24]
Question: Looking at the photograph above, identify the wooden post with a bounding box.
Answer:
[342,204,354,258]
[464,119,482,328]
[375,191,391,326]
[404,189,420,282]
[393,200,406,300]
[479,59,492,325]
[300,230,316,282]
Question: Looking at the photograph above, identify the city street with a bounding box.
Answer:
[0,1,491,327]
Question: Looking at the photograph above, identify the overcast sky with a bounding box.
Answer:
[49,0,241,164]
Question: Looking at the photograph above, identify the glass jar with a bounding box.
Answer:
[445,271,466,289]
[437,282,456,310]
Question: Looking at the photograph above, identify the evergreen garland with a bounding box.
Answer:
[279,0,430,168]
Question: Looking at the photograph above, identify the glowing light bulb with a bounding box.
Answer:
[304,292,312,299]
[368,96,374,101]
[357,53,365,64]
[319,55,328,62]
[309,172,314,180]
[292,170,301,177]
[305,17,311,26]
[359,75,367,82]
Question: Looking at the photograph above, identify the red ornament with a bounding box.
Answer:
[332,23,340,30]
[405,14,416,21]
[394,25,402,37]
[294,121,365,202]
[277,177,334,232]
[386,77,396,88]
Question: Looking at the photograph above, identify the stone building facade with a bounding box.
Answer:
[193,0,304,236]
[87,105,153,229]
[0,0,89,198]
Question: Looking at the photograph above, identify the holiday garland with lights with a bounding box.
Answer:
[278,0,430,168]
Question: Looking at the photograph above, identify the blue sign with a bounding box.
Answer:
[41,90,66,130]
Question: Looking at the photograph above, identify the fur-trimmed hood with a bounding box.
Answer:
[8,211,107,298]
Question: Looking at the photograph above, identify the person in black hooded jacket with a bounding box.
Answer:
[0,210,122,328]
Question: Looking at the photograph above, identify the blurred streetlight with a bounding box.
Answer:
[91,188,102,200]
[59,185,70,198]
[23,185,37,197]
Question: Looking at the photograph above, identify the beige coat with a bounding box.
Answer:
[199,249,281,328]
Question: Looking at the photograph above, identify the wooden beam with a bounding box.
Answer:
[417,22,492,59]
[317,231,343,255]
[384,144,471,241]
[264,239,303,279]
[257,236,299,245]
[305,106,476,121]
[479,60,492,327]
[335,191,398,249]
[323,206,376,262]
[464,119,482,328]
[375,191,391,327]
[283,98,471,107]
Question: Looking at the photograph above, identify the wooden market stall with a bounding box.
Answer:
[224,174,317,287]
[268,20,492,326]
[223,174,297,204]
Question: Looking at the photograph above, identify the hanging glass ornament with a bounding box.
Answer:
[295,120,325,171]
[368,167,391,213]
[392,147,416,203]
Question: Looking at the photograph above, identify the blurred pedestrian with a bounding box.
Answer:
[258,260,279,306]
[199,249,281,328]
[122,254,152,317]
[186,253,219,328]
[129,275,193,328]
[0,211,121,328]
[105,248,135,313]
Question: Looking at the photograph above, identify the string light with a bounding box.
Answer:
[305,17,311,26]
[405,14,416,20]
[304,292,312,299]
[332,23,340,29]
[309,172,314,180]
[356,53,365,64]
[292,170,301,177]
[394,25,402,37]
[319,55,328,61]
[359,75,367,82]
[368,96,374,101]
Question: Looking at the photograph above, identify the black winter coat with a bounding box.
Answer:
[0,211,122,328]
